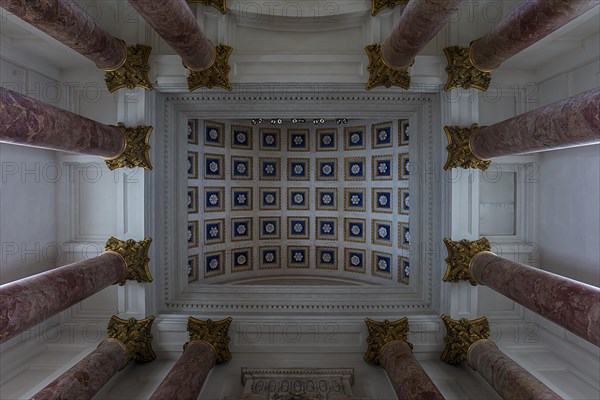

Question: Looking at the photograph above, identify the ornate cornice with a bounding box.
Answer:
[187,44,233,92]
[107,315,156,363]
[441,314,489,365]
[443,45,492,92]
[103,44,152,93]
[442,237,490,285]
[364,317,412,365]
[188,316,233,364]
[105,236,153,284]
[365,44,411,90]
[187,0,227,14]
[104,123,153,171]
[443,125,491,171]
[371,0,409,16]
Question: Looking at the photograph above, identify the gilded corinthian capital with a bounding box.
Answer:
[365,44,411,90]
[107,315,156,363]
[188,317,233,364]
[364,317,412,365]
[104,123,153,171]
[443,125,491,171]
[105,236,153,283]
[187,44,233,92]
[103,43,153,93]
[444,44,492,92]
[441,314,489,365]
[443,237,491,285]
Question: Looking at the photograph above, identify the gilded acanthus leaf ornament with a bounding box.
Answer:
[188,316,233,364]
[105,236,153,284]
[364,317,412,365]
[444,45,492,92]
[104,123,153,171]
[103,44,153,93]
[365,44,411,91]
[187,44,233,92]
[443,125,491,171]
[443,237,491,285]
[371,0,409,16]
[187,0,227,14]
[441,314,489,365]
[107,315,156,363]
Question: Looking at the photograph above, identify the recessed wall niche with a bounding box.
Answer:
[186,119,411,284]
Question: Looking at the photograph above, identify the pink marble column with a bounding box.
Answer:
[149,340,216,400]
[471,252,600,346]
[468,339,562,400]
[379,341,445,400]
[470,0,598,71]
[1,0,126,70]
[382,0,466,68]
[32,339,129,400]
[0,252,126,343]
[128,0,215,70]
[470,87,600,159]
[0,87,125,157]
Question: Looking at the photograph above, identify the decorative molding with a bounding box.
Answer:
[371,0,409,16]
[107,315,156,362]
[239,368,357,400]
[188,316,233,364]
[443,45,492,92]
[443,125,491,171]
[104,44,153,93]
[442,237,490,285]
[364,317,412,365]
[440,314,489,365]
[187,44,233,92]
[188,0,227,14]
[104,123,153,171]
[105,236,153,283]
[365,44,410,90]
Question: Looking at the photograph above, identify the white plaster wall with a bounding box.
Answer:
[0,59,61,284]
[0,143,58,284]
[537,60,600,286]
[539,144,600,286]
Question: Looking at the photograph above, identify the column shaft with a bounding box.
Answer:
[0,252,126,343]
[382,0,465,68]
[149,340,216,400]
[470,87,600,159]
[468,340,562,400]
[128,0,214,70]
[32,339,129,400]
[471,252,600,346]
[1,0,126,70]
[0,87,125,157]
[470,0,598,71]
[379,341,445,400]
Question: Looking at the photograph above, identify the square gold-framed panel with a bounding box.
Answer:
[203,119,225,147]
[187,118,199,145]
[204,153,226,180]
[204,218,225,245]
[372,251,393,280]
[344,188,366,212]
[372,121,393,149]
[288,246,310,268]
[204,186,225,213]
[259,246,281,269]
[232,247,254,273]
[204,250,226,279]
[344,125,366,150]
[259,187,281,210]
[344,248,366,274]
[317,127,338,151]
[259,127,282,151]
[187,151,199,180]
[344,218,367,243]
[231,124,253,149]
[316,187,338,211]
[288,128,310,151]
[344,157,367,181]
[231,187,253,211]
[287,187,310,210]
[316,247,338,270]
